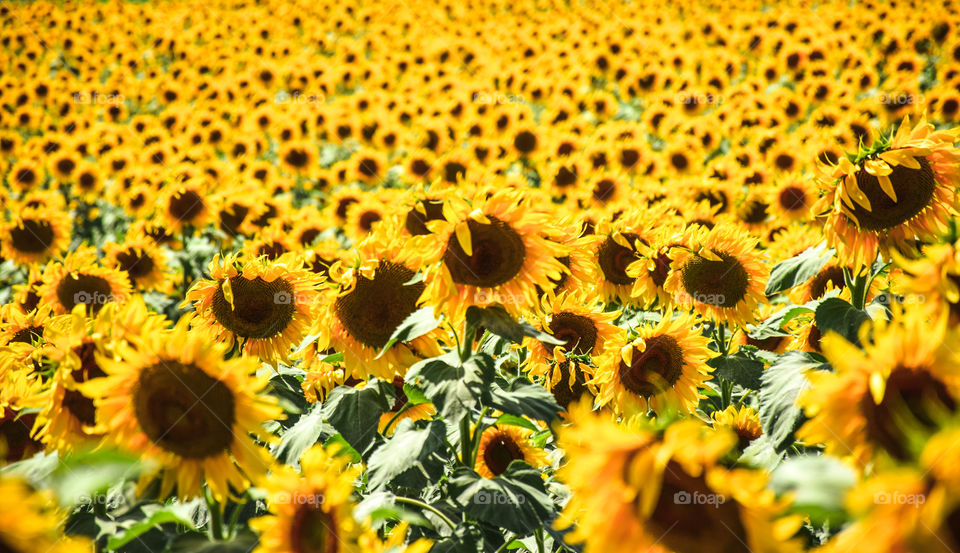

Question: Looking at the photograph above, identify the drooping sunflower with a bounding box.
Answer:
[298,232,442,380]
[627,224,686,309]
[183,253,322,362]
[797,307,960,465]
[1,209,70,266]
[589,212,653,304]
[664,224,769,326]
[524,291,622,401]
[813,116,960,268]
[37,248,132,315]
[250,445,432,553]
[0,477,93,553]
[592,312,715,416]
[421,187,568,319]
[83,317,282,500]
[378,375,436,436]
[103,234,172,293]
[474,424,549,479]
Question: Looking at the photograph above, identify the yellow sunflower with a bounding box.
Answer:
[664,224,769,326]
[377,375,436,436]
[797,307,960,465]
[0,477,93,553]
[814,116,960,268]
[712,405,764,450]
[83,317,282,500]
[297,232,442,380]
[37,247,132,315]
[474,424,549,479]
[184,253,322,362]
[592,312,715,416]
[1,208,70,266]
[250,445,432,553]
[103,234,172,293]
[421,187,568,319]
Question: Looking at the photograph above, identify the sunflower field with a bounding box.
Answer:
[4,0,960,552]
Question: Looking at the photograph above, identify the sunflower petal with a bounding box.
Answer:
[455,221,473,256]
[222,277,235,310]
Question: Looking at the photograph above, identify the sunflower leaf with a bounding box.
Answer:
[405,351,495,420]
[377,307,441,359]
[274,403,335,464]
[106,502,199,550]
[707,352,764,390]
[367,419,447,490]
[449,462,556,535]
[814,298,871,346]
[320,380,393,457]
[765,243,834,295]
[759,351,829,452]
[771,455,856,526]
[489,377,563,422]
[465,304,564,345]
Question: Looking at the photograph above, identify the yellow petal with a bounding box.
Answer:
[620,344,634,366]
[222,277,235,310]
[876,174,897,202]
[699,248,722,262]
[869,371,886,405]
[468,208,490,224]
[455,221,473,256]
[864,159,892,176]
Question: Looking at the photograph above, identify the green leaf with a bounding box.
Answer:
[489,378,563,422]
[759,351,829,452]
[493,414,540,433]
[449,462,556,535]
[465,304,563,345]
[275,403,335,464]
[771,455,856,526]
[765,243,834,295]
[48,449,142,507]
[814,298,871,346]
[707,352,764,390]
[106,503,198,549]
[405,351,495,420]
[377,307,441,359]
[322,434,362,463]
[739,434,785,471]
[320,380,392,456]
[402,383,431,406]
[353,492,433,529]
[367,419,447,490]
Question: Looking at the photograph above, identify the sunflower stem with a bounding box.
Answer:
[460,413,473,466]
[393,496,457,530]
[721,380,733,410]
[469,406,490,464]
[535,527,546,553]
[844,267,869,310]
[204,487,225,541]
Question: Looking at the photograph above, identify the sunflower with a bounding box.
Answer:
[590,212,653,304]
[83,316,282,500]
[555,404,803,553]
[158,178,213,233]
[664,224,769,327]
[378,375,436,436]
[524,291,622,394]
[37,248,132,315]
[250,445,432,553]
[183,253,322,362]
[0,477,93,553]
[344,193,389,242]
[1,209,70,266]
[421,188,568,319]
[893,242,960,325]
[103,235,172,292]
[712,405,763,450]
[627,224,686,309]
[592,312,714,416]
[813,116,960,268]
[474,424,549,479]
[298,232,442,380]
[797,307,960,465]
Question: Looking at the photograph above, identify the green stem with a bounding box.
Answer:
[393,496,457,530]
[717,324,727,355]
[204,488,224,541]
[226,495,246,539]
[460,324,478,363]
[844,268,869,310]
[535,528,546,553]
[721,380,732,410]
[469,406,491,465]
[460,413,473,466]
[382,402,414,435]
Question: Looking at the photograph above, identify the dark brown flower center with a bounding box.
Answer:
[808,265,845,300]
[168,189,205,222]
[404,200,445,236]
[848,156,936,231]
[9,325,43,345]
[9,219,54,254]
[116,249,155,281]
[334,261,424,350]
[546,312,598,356]
[289,502,339,553]
[860,366,956,460]
[443,217,526,287]
[681,251,749,308]
[211,276,297,339]
[56,273,115,314]
[550,361,590,409]
[219,203,249,237]
[778,186,808,211]
[62,341,106,426]
[597,233,640,285]
[132,362,236,459]
[483,431,524,476]
[618,335,684,398]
